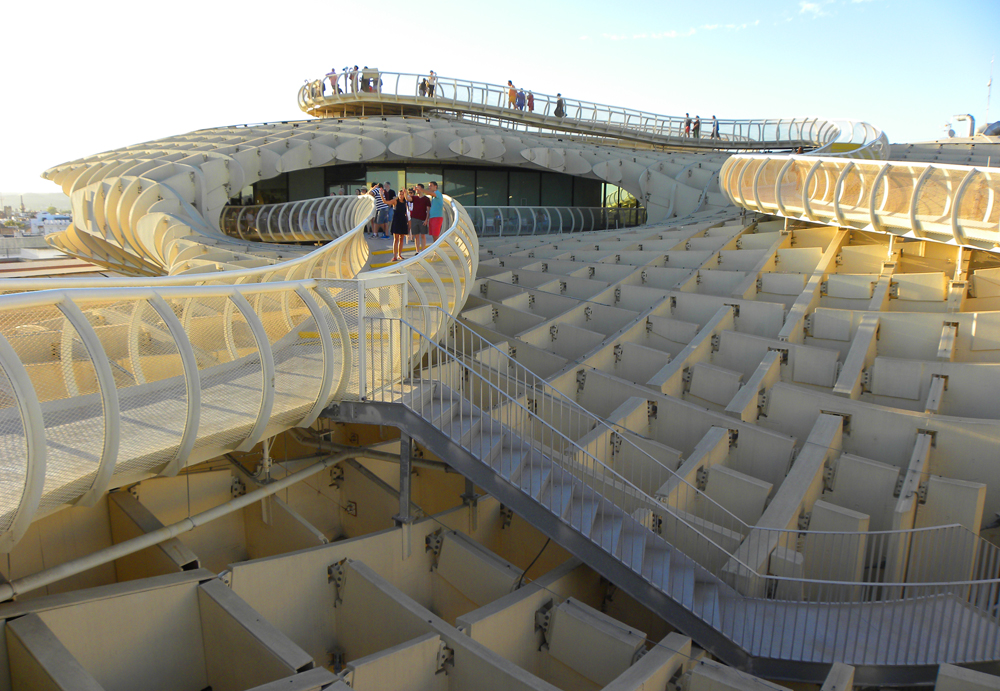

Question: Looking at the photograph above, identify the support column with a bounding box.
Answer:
[394,434,413,559]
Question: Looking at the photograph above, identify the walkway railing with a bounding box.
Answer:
[468,206,646,236]
[299,71,886,154]
[0,195,475,549]
[361,309,1000,667]
[720,154,1000,250]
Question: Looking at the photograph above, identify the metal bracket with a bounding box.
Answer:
[491,307,499,323]
[613,344,624,364]
[231,476,246,498]
[917,428,938,447]
[128,484,139,500]
[757,389,769,418]
[797,512,811,530]
[645,318,654,334]
[823,461,836,492]
[328,559,347,606]
[528,294,535,308]
[610,432,622,457]
[803,315,814,337]
[614,287,621,303]
[695,467,708,491]
[511,273,519,285]
[820,280,828,297]
[860,368,873,392]
[756,276,763,291]
[528,251,534,259]
[724,303,741,319]
[509,346,517,360]
[584,306,593,321]
[681,367,693,394]
[526,398,537,414]
[640,270,648,284]
[479,283,488,296]
[728,429,739,448]
[576,369,587,393]
[549,325,559,341]
[425,529,444,555]
[534,599,554,635]
[647,400,658,420]
[435,640,455,675]
[541,262,548,272]
[894,474,905,498]
[710,334,721,353]
[329,465,344,489]
[918,480,929,505]
[559,281,567,294]
[588,266,595,278]
[500,505,514,529]
[889,281,899,299]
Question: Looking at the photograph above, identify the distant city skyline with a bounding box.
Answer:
[2,0,996,192]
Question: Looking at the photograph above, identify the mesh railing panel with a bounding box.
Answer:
[0,361,27,536]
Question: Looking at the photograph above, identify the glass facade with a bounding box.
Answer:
[249,164,640,213]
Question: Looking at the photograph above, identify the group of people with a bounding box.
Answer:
[361,181,446,261]
[322,66,384,94]
[683,114,721,139]
[505,81,567,117]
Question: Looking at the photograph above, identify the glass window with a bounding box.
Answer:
[574,178,603,207]
[540,173,572,207]
[255,174,288,205]
[404,167,443,190]
[509,171,541,206]
[443,169,475,207]
[367,168,405,196]
[288,168,325,201]
[476,170,507,207]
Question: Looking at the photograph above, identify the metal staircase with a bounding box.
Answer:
[328,310,1000,685]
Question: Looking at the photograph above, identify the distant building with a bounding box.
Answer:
[28,211,71,236]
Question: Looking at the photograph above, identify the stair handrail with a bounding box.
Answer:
[395,308,1000,594]
[365,313,761,584]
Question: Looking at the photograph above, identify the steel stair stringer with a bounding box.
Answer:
[323,398,753,675]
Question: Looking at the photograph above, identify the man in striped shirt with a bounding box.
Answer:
[369,182,389,237]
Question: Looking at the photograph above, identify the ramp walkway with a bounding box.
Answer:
[301,71,889,158]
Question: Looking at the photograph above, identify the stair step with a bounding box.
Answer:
[513,447,553,497]
[670,563,696,610]
[694,582,722,628]
[615,519,648,573]
[538,467,575,516]
[565,485,602,536]
[642,542,671,591]
[467,426,505,465]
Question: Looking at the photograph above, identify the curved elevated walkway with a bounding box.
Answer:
[301,72,889,159]
[720,154,1000,251]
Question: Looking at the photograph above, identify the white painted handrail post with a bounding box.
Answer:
[57,300,121,507]
[357,280,368,401]
[231,290,276,452]
[149,294,201,477]
[0,333,46,549]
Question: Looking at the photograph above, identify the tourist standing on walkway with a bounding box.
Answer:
[427,181,445,240]
[554,94,565,118]
[515,89,526,111]
[711,115,719,138]
[507,81,516,108]
[527,91,534,112]
[428,70,437,97]
[684,113,692,136]
[326,68,339,94]
[380,182,395,237]
[388,190,410,261]
[692,115,701,139]
[408,184,431,253]
[369,182,389,237]
[350,66,359,92]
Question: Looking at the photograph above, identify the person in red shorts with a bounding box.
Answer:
[408,184,432,253]
[426,181,445,240]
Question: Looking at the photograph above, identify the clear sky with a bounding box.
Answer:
[2,0,997,193]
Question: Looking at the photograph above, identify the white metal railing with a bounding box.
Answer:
[219,195,373,244]
[468,206,647,236]
[720,155,1000,249]
[361,310,1000,667]
[298,71,886,156]
[0,195,476,549]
